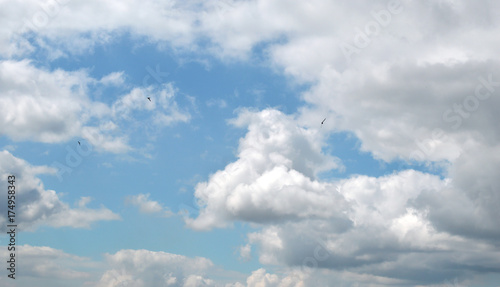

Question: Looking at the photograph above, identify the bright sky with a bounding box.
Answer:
[1,0,500,286]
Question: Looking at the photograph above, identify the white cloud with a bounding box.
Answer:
[76,196,93,208]
[1,0,200,58]
[246,269,279,287]
[0,244,493,287]
[184,107,500,285]
[95,249,311,287]
[3,0,498,161]
[244,268,309,287]
[0,60,190,153]
[125,193,173,216]
[96,249,215,287]
[0,59,94,143]
[185,108,345,230]
[242,169,500,285]
[0,59,129,153]
[0,244,101,287]
[239,244,252,261]
[99,71,125,86]
[0,246,249,287]
[0,150,120,231]
[111,83,191,128]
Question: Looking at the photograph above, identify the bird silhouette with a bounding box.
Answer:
[321,118,326,127]
[78,141,81,145]
[147,97,151,102]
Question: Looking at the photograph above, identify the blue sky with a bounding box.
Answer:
[1,1,500,286]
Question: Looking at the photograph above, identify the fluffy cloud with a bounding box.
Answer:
[185,108,500,285]
[97,249,216,287]
[0,246,251,287]
[0,244,492,286]
[1,0,199,58]
[244,268,309,287]
[111,83,190,126]
[0,150,120,231]
[3,0,498,159]
[185,109,344,230]
[243,169,500,285]
[96,250,314,287]
[0,60,190,153]
[0,59,99,143]
[0,245,101,287]
[6,0,494,164]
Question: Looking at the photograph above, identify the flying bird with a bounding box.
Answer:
[78,141,81,145]
[147,97,151,102]
[321,118,326,127]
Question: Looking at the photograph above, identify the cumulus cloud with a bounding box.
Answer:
[3,0,498,160]
[0,245,101,287]
[1,0,199,58]
[185,109,345,230]
[95,249,314,287]
[0,150,120,231]
[233,2,500,284]
[183,108,500,285]
[245,268,308,287]
[96,249,216,287]
[0,246,251,287]
[0,59,126,152]
[234,166,500,286]
[0,59,97,143]
[0,60,190,153]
